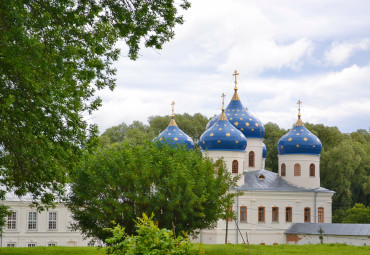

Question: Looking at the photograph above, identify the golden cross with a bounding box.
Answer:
[221,93,226,110]
[233,70,239,90]
[171,101,175,117]
[297,100,302,116]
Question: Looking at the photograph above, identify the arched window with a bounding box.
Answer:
[240,206,247,222]
[294,163,301,176]
[281,163,286,176]
[232,160,238,173]
[310,164,315,177]
[249,151,255,167]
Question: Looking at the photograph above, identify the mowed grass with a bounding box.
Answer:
[0,244,369,255]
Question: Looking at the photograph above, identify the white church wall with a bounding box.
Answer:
[197,191,333,245]
[244,138,264,172]
[278,154,320,189]
[203,150,246,186]
[1,201,92,247]
[286,234,370,246]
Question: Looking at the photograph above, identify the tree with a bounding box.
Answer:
[105,213,200,255]
[67,142,238,242]
[0,0,190,220]
[263,122,287,172]
[342,203,370,223]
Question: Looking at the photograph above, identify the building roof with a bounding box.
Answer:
[237,169,334,193]
[285,223,370,236]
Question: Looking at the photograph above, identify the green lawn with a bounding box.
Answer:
[0,244,369,255]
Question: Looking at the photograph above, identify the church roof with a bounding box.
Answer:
[237,169,333,193]
[285,223,370,236]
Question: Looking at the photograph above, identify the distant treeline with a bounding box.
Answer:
[99,113,370,222]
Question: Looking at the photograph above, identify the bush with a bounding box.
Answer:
[105,213,201,255]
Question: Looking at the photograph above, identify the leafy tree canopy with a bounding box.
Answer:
[342,203,370,224]
[0,0,190,212]
[68,142,238,241]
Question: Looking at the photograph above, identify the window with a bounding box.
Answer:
[28,212,37,230]
[240,206,247,222]
[48,212,57,230]
[281,163,286,176]
[7,211,16,230]
[258,207,265,222]
[304,208,311,222]
[248,151,255,167]
[232,160,238,173]
[7,243,16,247]
[310,164,315,177]
[48,243,56,247]
[318,207,324,223]
[272,207,279,222]
[27,243,36,247]
[294,163,301,176]
[286,207,292,222]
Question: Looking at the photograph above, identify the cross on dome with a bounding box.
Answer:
[171,101,175,117]
[233,70,239,90]
[295,100,304,126]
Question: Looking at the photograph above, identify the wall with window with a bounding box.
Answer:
[196,190,333,245]
[1,201,93,247]
[243,138,264,172]
[203,150,246,186]
[278,154,320,189]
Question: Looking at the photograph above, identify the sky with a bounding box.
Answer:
[90,0,370,134]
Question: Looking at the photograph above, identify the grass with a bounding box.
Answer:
[0,244,369,255]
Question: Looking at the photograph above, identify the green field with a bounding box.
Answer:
[0,244,369,255]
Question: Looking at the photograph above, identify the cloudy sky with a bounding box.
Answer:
[90,0,370,134]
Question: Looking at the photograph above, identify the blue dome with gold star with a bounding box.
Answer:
[200,109,247,151]
[153,103,195,149]
[263,143,267,158]
[277,117,322,155]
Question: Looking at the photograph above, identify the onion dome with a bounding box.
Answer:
[225,71,264,138]
[200,93,247,151]
[153,102,195,149]
[206,71,265,139]
[277,101,322,155]
[262,143,267,158]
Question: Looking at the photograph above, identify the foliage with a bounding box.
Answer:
[263,122,287,172]
[105,213,200,255]
[0,0,190,225]
[68,142,238,242]
[342,203,370,223]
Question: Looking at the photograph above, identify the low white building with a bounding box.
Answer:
[285,223,370,246]
[1,192,92,247]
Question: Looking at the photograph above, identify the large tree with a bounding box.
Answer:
[67,142,238,241]
[0,0,190,216]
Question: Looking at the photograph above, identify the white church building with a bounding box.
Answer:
[3,71,368,247]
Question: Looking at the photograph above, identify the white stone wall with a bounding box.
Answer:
[196,191,333,245]
[278,154,321,189]
[203,150,246,186]
[1,201,92,247]
[286,234,370,246]
[244,138,264,172]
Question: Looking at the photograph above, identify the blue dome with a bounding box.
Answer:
[154,118,195,149]
[206,115,218,129]
[262,143,267,158]
[225,95,264,138]
[277,123,322,155]
[206,90,265,139]
[200,111,247,151]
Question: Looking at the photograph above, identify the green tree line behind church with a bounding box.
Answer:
[100,113,370,223]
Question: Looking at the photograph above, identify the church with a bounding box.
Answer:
[155,70,334,245]
[5,71,370,247]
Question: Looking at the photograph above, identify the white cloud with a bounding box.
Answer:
[324,39,370,66]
